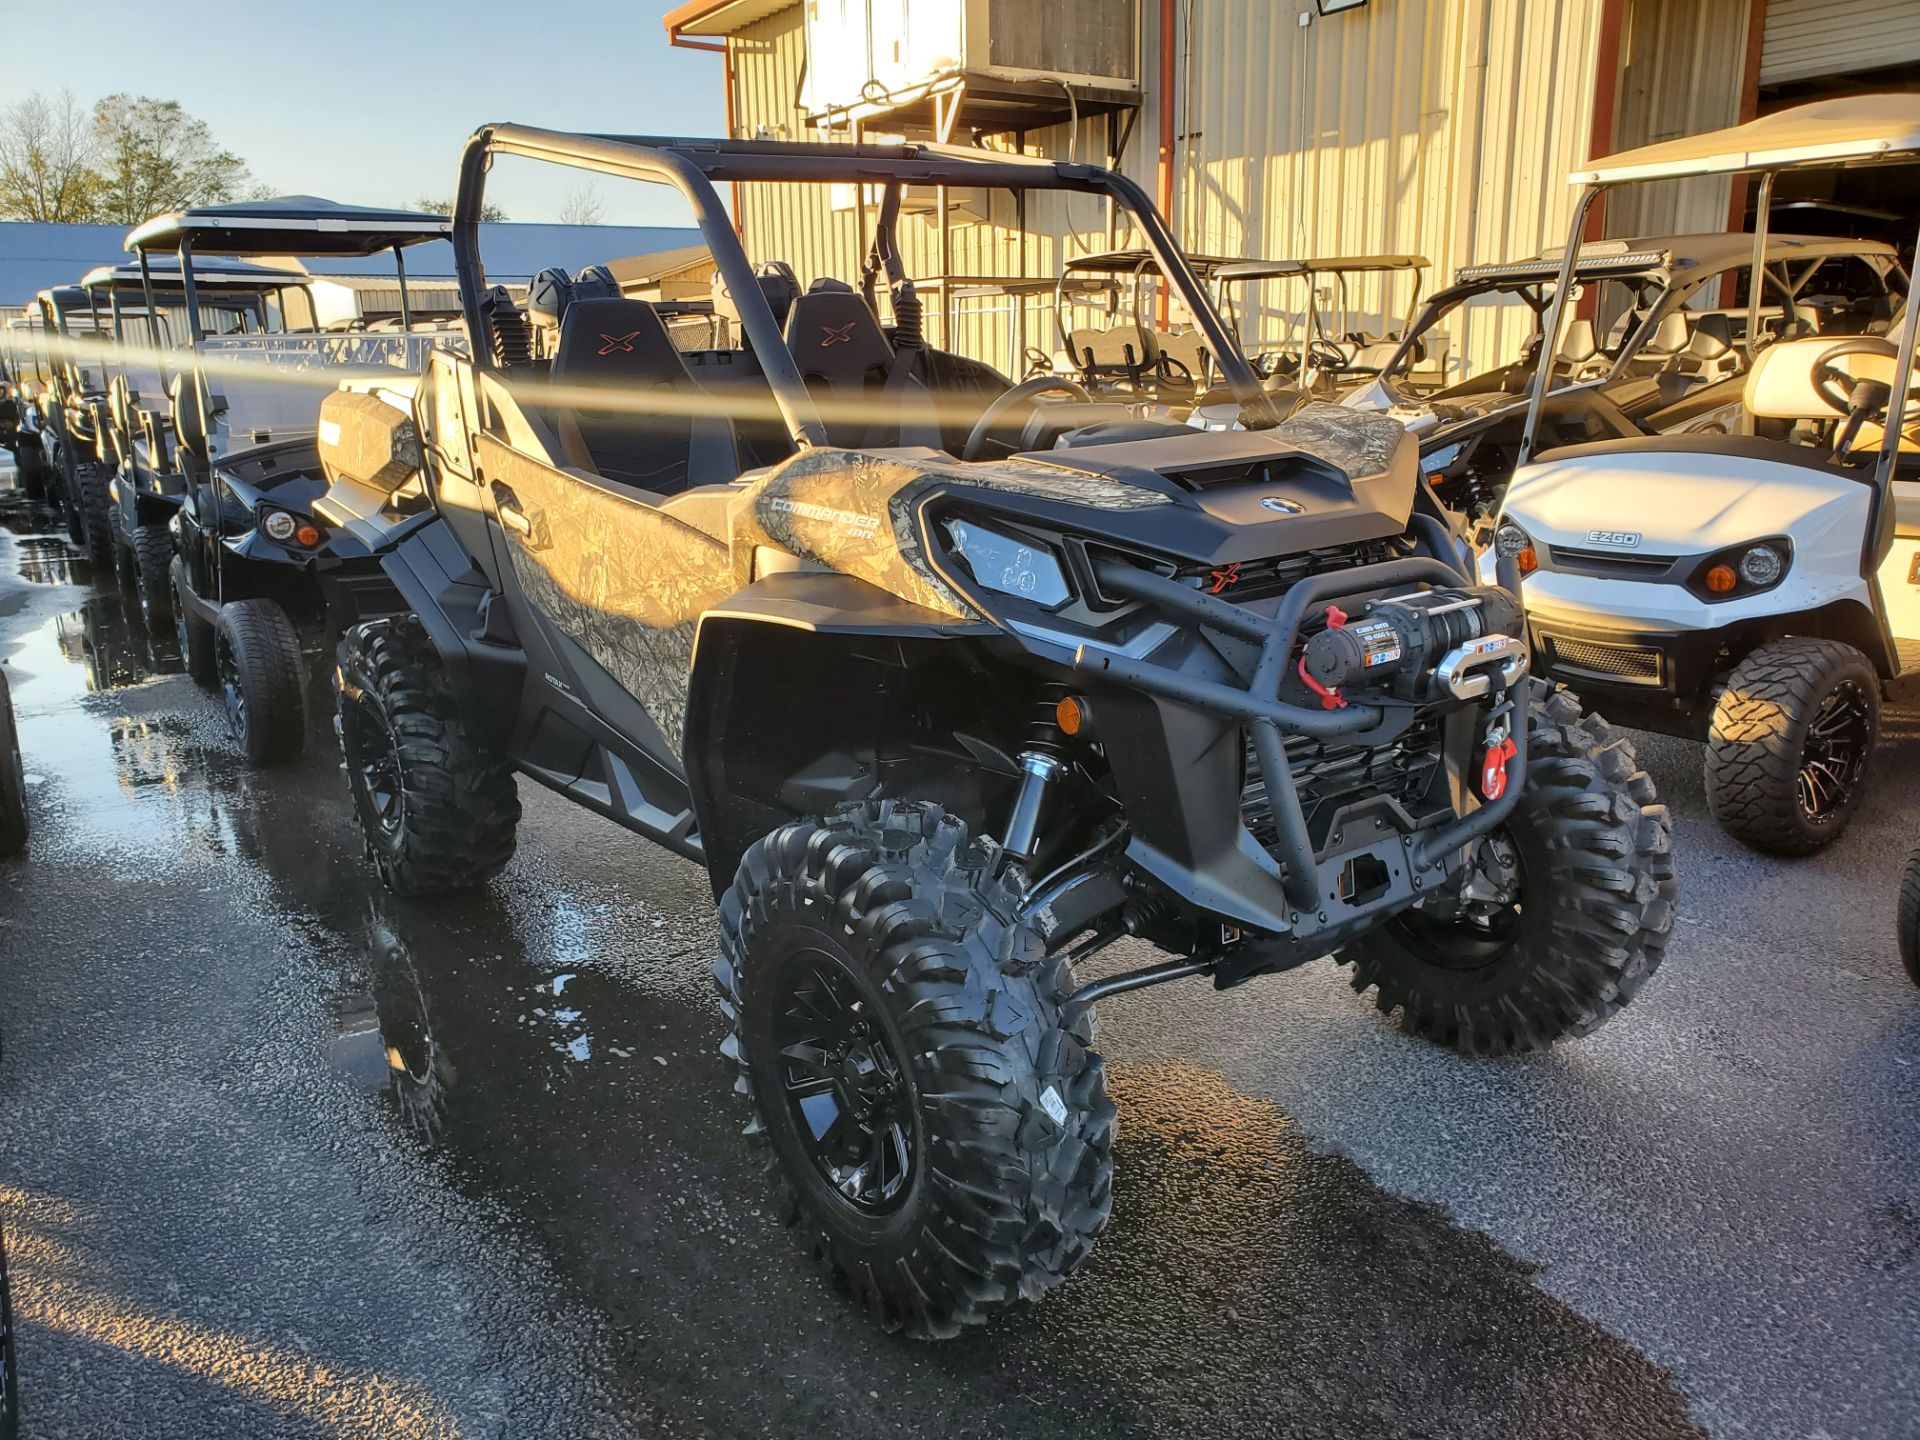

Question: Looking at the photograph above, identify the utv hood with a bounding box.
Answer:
[735,403,1419,620]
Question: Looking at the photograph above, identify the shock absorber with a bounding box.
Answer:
[1001,688,1070,861]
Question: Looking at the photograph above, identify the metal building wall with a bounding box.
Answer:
[719,1,1686,383]
[1603,0,1749,244]
[1176,0,1607,382]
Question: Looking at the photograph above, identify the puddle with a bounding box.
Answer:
[50,595,183,692]
[0,490,67,540]
[12,537,77,586]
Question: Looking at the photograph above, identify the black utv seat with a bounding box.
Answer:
[548,296,736,495]
[783,282,940,449]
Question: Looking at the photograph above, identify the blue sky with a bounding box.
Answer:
[10,0,727,227]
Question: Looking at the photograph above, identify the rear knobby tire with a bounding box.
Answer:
[0,671,27,859]
[334,618,519,896]
[132,523,174,633]
[1340,685,1677,1055]
[213,599,307,766]
[715,798,1114,1339]
[1705,637,1878,856]
[1898,847,1920,988]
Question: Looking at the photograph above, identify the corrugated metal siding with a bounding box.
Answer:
[1761,0,1920,87]
[726,1,1792,383]
[1604,0,1748,242]
[1180,0,1605,380]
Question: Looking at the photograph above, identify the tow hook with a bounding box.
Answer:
[1479,710,1517,801]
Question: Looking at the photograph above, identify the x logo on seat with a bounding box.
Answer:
[820,323,858,348]
[598,331,642,355]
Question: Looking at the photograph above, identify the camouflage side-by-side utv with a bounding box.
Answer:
[318,127,1678,1337]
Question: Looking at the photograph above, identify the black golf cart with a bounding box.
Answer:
[319,127,1676,1337]
[78,255,316,632]
[121,198,454,764]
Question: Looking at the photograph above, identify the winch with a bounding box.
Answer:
[1300,586,1527,704]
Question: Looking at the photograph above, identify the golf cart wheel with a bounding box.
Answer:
[334,618,519,896]
[1897,848,1920,988]
[213,599,307,766]
[131,524,174,632]
[0,670,28,860]
[108,504,137,592]
[1340,686,1677,1056]
[77,465,113,566]
[1705,638,1879,856]
[173,568,217,686]
[716,798,1114,1339]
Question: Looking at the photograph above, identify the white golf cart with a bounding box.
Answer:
[1497,95,1920,855]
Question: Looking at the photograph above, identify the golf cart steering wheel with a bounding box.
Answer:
[1811,337,1899,418]
[962,376,1094,462]
[1022,346,1056,378]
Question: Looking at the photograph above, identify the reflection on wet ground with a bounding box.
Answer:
[0,471,1709,1438]
[11,537,75,587]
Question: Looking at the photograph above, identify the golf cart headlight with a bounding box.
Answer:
[1494,520,1538,574]
[945,518,1069,608]
[1738,544,1785,587]
[262,509,297,542]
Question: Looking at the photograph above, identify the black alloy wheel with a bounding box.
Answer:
[770,948,917,1214]
[1798,678,1871,823]
[342,691,407,840]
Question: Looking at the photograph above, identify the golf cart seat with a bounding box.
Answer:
[1069,325,1158,389]
[1154,330,1208,391]
[782,283,940,449]
[548,296,737,495]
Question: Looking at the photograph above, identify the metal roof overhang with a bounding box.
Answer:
[1572,94,1920,185]
[662,0,791,38]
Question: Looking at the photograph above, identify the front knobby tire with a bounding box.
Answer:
[132,523,174,633]
[715,799,1114,1339]
[213,599,307,766]
[334,619,519,896]
[1705,637,1878,856]
[1340,686,1677,1056]
[0,671,27,859]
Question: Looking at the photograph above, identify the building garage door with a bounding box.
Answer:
[1760,0,1920,87]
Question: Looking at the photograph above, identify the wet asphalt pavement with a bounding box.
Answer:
[0,469,1913,1439]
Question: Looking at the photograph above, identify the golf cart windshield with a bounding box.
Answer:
[1213,255,1427,395]
[1523,95,1920,484]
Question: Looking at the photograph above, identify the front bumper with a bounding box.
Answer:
[1070,553,1529,968]
[1528,615,1723,735]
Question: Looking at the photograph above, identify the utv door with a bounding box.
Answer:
[468,371,739,852]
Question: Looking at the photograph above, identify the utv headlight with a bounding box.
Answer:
[1738,544,1785,587]
[261,509,297,542]
[946,518,1070,609]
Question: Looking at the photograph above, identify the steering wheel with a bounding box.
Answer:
[962,376,1093,462]
[1811,336,1899,417]
[1021,346,1055,378]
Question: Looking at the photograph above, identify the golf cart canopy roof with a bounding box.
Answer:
[1213,259,1310,282]
[1061,247,1244,277]
[1456,232,1898,286]
[1296,254,1427,273]
[125,196,451,257]
[1572,94,1920,185]
[79,257,302,291]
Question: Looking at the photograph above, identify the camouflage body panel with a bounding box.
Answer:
[1271,402,1407,480]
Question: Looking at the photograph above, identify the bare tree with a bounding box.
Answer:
[415,195,509,222]
[0,91,100,222]
[88,95,252,224]
[558,182,605,227]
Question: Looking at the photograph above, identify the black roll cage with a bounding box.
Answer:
[450,124,1281,448]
